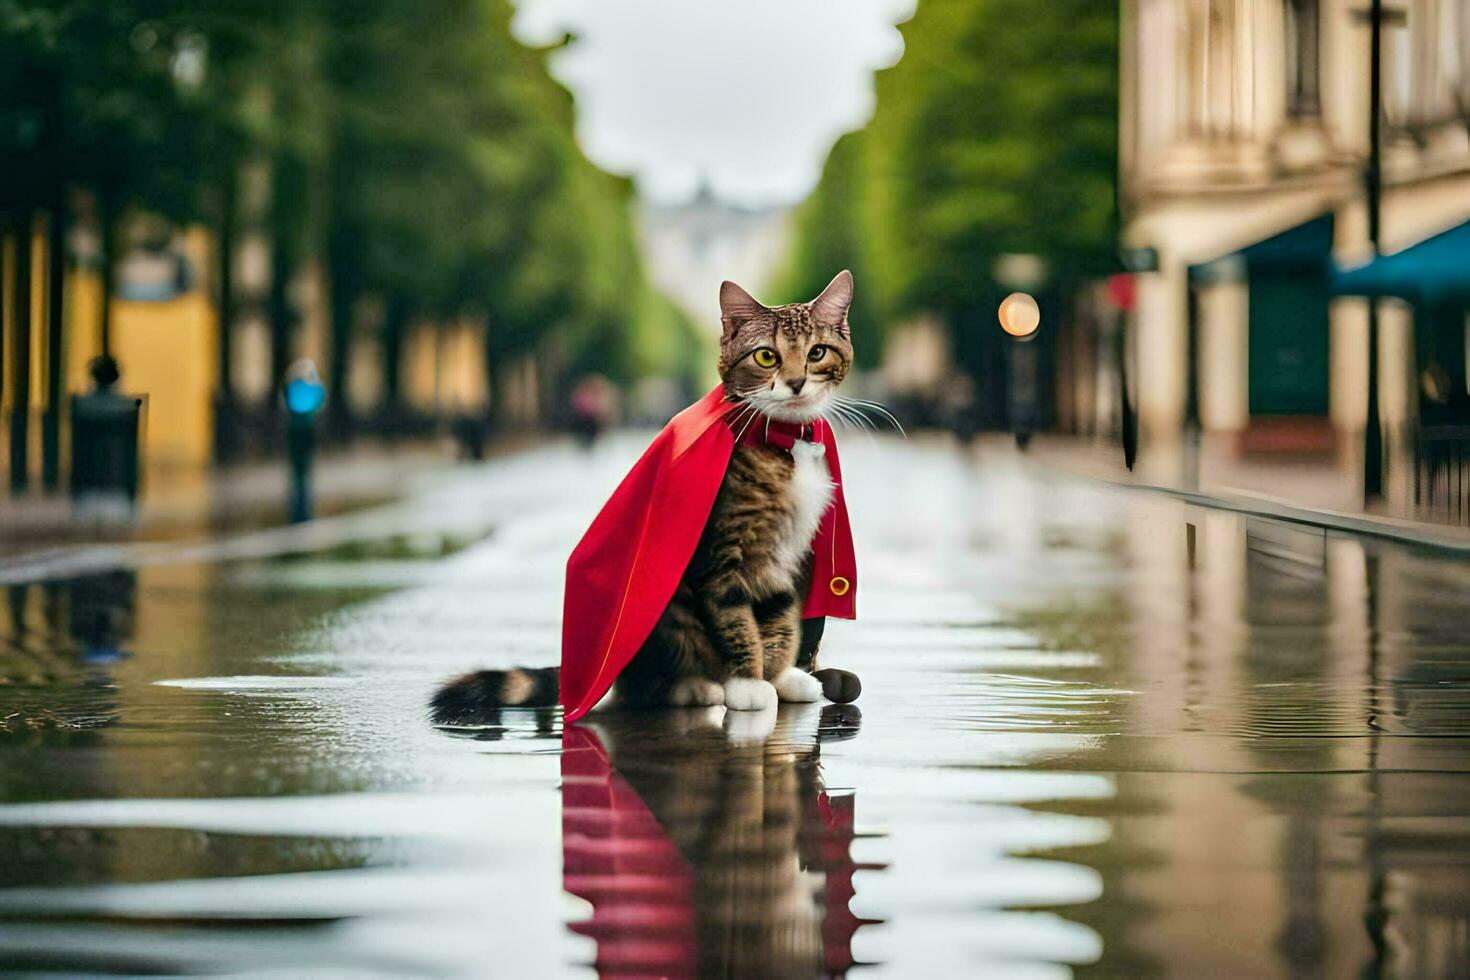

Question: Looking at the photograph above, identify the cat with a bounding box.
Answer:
[431,272,862,723]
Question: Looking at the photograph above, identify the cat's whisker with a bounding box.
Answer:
[728,403,759,440]
[733,404,764,444]
[825,398,872,426]
[832,396,906,438]
[823,402,876,434]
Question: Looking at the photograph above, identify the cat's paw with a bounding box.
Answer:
[669,677,725,707]
[772,666,823,703]
[672,705,726,736]
[723,677,778,711]
[724,703,777,744]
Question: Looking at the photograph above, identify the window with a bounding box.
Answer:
[1285,0,1321,117]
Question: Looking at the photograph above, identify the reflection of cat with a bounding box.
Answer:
[562,705,872,979]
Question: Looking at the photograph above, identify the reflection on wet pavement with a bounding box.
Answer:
[562,705,870,979]
[1,436,1469,976]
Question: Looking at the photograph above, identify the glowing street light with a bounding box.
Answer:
[995,292,1041,450]
[998,291,1041,339]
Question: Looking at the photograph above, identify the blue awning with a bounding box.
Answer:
[1333,219,1470,302]
[1190,214,1333,284]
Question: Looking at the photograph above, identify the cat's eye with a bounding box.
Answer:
[807,345,827,363]
[752,348,779,368]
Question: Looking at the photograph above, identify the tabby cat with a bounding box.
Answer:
[431,272,861,723]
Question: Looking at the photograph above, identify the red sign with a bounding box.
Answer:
[1105,273,1136,312]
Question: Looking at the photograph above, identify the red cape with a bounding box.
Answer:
[560,387,857,721]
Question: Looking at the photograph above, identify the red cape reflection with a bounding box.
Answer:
[560,710,876,978]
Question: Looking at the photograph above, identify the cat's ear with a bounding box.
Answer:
[719,280,766,334]
[810,270,853,323]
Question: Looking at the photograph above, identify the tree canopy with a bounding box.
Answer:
[778,0,1118,376]
[2,0,697,408]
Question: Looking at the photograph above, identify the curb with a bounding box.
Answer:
[1090,474,1470,554]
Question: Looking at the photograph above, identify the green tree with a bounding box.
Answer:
[781,0,1118,420]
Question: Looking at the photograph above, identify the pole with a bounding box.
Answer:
[1363,0,1384,501]
[9,211,33,494]
[42,201,65,491]
[99,193,116,359]
[1183,283,1201,490]
[218,171,236,456]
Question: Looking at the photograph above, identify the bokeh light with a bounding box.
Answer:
[998,292,1040,338]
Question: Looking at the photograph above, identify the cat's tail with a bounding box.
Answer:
[430,667,560,724]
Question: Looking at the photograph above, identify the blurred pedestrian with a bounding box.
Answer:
[283,360,326,524]
[452,412,492,462]
[570,374,620,448]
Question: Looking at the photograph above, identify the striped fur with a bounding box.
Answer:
[430,667,558,724]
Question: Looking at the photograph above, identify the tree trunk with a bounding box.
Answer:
[42,195,66,490]
[381,294,408,417]
[214,170,237,463]
[99,193,118,358]
[325,226,357,439]
[217,172,236,405]
[0,218,6,416]
[267,156,307,425]
[9,210,33,493]
[267,238,293,423]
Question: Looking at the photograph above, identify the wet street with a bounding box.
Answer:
[3,434,1470,978]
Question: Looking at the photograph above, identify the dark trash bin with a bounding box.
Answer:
[70,391,143,507]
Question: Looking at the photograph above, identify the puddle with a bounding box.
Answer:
[1,440,1469,976]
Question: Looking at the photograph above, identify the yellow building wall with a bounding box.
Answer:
[66,268,106,396]
[404,321,438,413]
[4,221,219,481]
[111,290,218,466]
[1,223,52,477]
[440,318,488,412]
[30,221,46,411]
[402,318,488,414]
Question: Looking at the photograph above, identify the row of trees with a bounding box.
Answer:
[2,0,695,446]
[777,0,1118,421]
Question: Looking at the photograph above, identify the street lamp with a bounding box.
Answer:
[1353,0,1406,502]
[998,291,1041,449]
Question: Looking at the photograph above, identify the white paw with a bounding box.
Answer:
[723,677,778,711]
[669,677,725,707]
[772,666,823,703]
[724,704,777,744]
[672,705,726,736]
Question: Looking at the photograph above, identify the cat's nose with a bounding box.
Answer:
[787,377,806,395]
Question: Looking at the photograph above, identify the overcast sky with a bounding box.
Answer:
[512,0,915,207]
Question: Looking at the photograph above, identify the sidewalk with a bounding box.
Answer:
[0,439,474,558]
[1023,432,1470,554]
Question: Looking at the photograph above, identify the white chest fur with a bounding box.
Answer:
[779,440,836,575]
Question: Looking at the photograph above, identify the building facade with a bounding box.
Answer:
[1121,0,1470,512]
